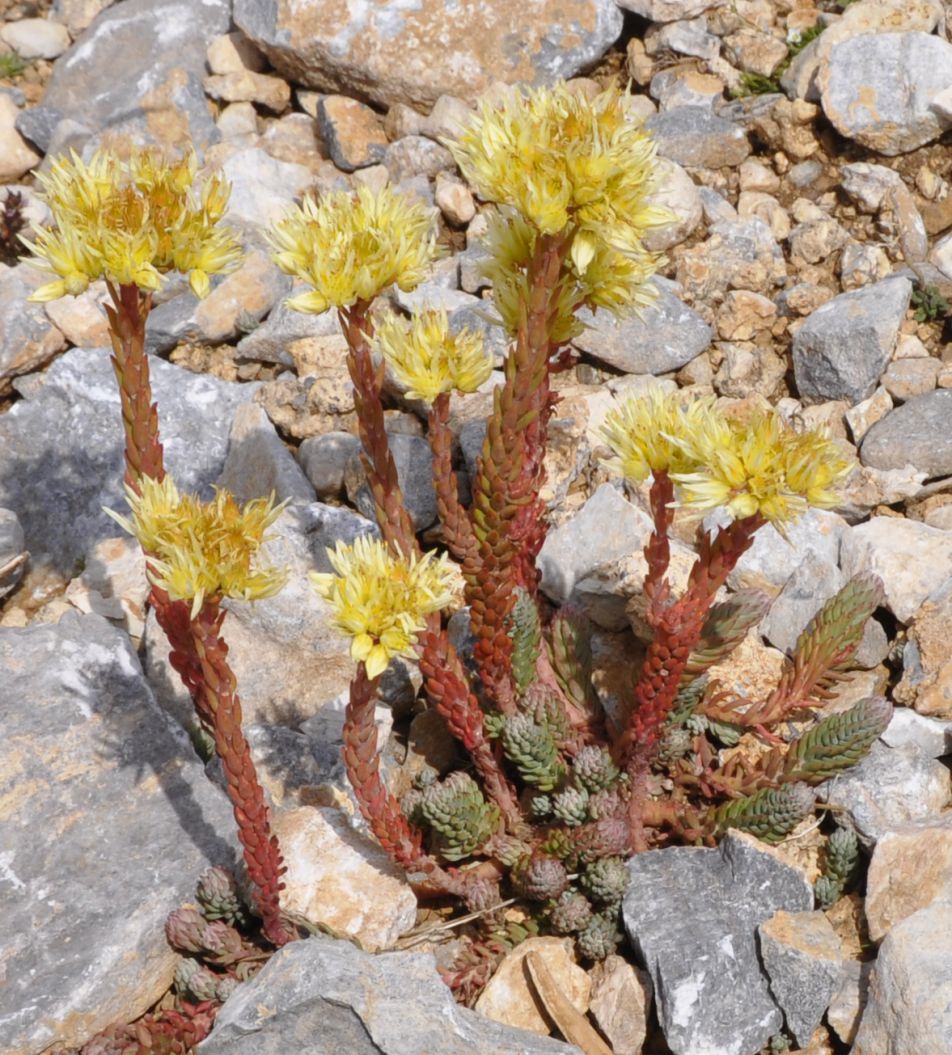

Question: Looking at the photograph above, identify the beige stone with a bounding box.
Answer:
[204,70,291,112]
[0,95,41,182]
[845,386,893,444]
[882,357,940,401]
[716,290,777,341]
[206,30,267,75]
[273,806,417,951]
[43,281,111,348]
[64,536,149,641]
[865,816,952,943]
[895,577,952,717]
[435,172,476,226]
[588,955,651,1055]
[475,937,590,1037]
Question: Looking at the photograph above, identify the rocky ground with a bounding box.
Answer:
[2,0,952,1053]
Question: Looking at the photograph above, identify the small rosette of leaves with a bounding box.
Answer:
[783,697,892,785]
[709,783,816,844]
[196,866,247,927]
[580,856,629,907]
[509,587,541,698]
[548,889,594,934]
[512,851,570,901]
[548,607,599,716]
[576,912,622,961]
[814,825,860,908]
[572,745,620,792]
[552,786,590,826]
[499,712,565,790]
[420,771,500,861]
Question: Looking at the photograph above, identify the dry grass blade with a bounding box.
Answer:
[524,949,614,1055]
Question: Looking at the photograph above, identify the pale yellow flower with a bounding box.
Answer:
[374,309,493,402]
[22,147,243,302]
[599,389,718,484]
[446,82,671,334]
[105,475,288,618]
[310,535,456,679]
[671,410,852,529]
[268,186,443,315]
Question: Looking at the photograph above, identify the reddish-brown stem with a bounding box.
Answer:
[465,232,569,713]
[418,628,527,836]
[104,282,164,493]
[621,514,763,851]
[427,392,477,564]
[188,603,294,947]
[642,472,675,619]
[339,302,419,560]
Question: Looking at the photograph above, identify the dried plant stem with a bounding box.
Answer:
[104,283,292,947]
[466,232,569,713]
[340,302,419,560]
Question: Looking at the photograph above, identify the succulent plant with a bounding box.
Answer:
[548,890,594,934]
[512,852,570,901]
[576,912,622,961]
[580,856,629,907]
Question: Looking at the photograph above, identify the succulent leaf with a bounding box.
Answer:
[783,697,892,785]
[420,771,500,861]
[709,782,816,843]
[500,713,565,790]
[509,587,542,698]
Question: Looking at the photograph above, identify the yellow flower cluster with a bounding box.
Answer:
[106,476,288,618]
[23,148,242,302]
[600,392,851,528]
[269,186,442,315]
[374,309,494,403]
[447,83,670,337]
[310,535,457,679]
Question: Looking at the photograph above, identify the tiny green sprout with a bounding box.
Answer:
[0,51,27,79]
[731,71,782,99]
[911,284,951,323]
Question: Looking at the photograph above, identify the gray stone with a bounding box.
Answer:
[617,0,725,21]
[233,0,623,111]
[757,910,843,1047]
[819,32,952,156]
[218,403,316,506]
[623,831,813,1055]
[697,186,737,225]
[0,264,67,396]
[817,741,951,849]
[392,284,479,316]
[645,106,750,169]
[220,147,315,228]
[537,484,651,605]
[826,959,871,1047]
[881,707,952,757]
[760,554,844,655]
[852,903,952,1055]
[0,18,71,59]
[0,346,257,576]
[145,503,376,730]
[17,0,228,154]
[0,613,236,1055]
[792,277,912,405]
[344,432,437,531]
[572,277,711,375]
[0,507,26,599]
[861,390,952,477]
[298,431,361,499]
[237,291,342,367]
[839,162,905,214]
[677,218,786,302]
[199,934,578,1055]
[458,245,492,295]
[385,135,455,181]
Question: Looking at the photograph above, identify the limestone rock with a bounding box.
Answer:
[818,32,952,156]
[617,0,725,22]
[865,815,952,943]
[677,218,786,302]
[895,578,952,719]
[881,707,952,757]
[233,0,624,110]
[792,277,911,405]
[0,507,26,600]
[0,613,237,1055]
[572,277,712,375]
[475,937,590,1037]
[0,264,67,395]
[64,535,149,640]
[18,0,229,154]
[623,831,814,1055]
[198,935,578,1054]
[217,403,315,506]
[587,955,651,1055]
[271,806,417,951]
[204,70,291,113]
[219,147,314,227]
[318,95,388,172]
[0,94,41,182]
[645,105,750,168]
[851,902,952,1055]
[344,432,437,531]
[860,390,952,477]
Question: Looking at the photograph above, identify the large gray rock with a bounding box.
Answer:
[622,831,814,1055]
[0,264,67,396]
[0,612,237,1055]
[0,506,26,599]
[817,741,951,849]
[218,403,316,507]
[818,32,952,156]
[571,277,712,375]
[616,0,724,20]
[645,106,750,169]
[344,433,437,531]
[0,347,257,576]
[852,902,952,1055]
[791,277,912,405]
[233,0,623,110]
[17,0,229,155]
[860,390,952,477]
[199,934,578,1055]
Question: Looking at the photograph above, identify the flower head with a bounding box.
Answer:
[309,535,457,678]
[22,148,242,301]
[670,409,852,529]
[268,186,443,315]
[106,475,288,618]
[374,308,493,402]
[599,389,718,484]
[447,82,670,335]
